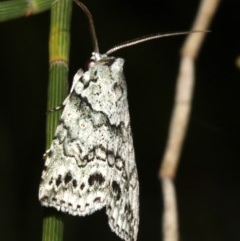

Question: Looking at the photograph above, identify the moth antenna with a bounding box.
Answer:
[106,30,209,55]
[73,0,99,53]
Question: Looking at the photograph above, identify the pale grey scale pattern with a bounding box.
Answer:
[39,54,139,241]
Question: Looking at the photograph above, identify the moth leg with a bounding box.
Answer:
[69,69,84,94]
[47,69,84,113]
[47,104,65,113]
[43,149,51,159]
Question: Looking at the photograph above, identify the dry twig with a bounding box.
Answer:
[159,1,221,241]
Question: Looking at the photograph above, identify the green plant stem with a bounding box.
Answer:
[42,0,72,241]
[0,0,53,22]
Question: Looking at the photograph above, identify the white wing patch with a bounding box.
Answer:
[39,54,139,241]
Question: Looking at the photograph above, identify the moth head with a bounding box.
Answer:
[88,52,123,70]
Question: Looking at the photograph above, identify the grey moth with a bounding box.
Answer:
[39,50,139,241]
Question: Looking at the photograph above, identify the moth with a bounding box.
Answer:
[39,51,139,241]
[39,1,198,241]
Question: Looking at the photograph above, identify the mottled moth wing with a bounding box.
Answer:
[39,55,139,241]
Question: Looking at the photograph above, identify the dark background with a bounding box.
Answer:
[0,0,240,240]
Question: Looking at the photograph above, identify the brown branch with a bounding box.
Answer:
[159,1,221,241]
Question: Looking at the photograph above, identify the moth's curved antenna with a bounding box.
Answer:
[106,30,209,55]
[73,0,99,53]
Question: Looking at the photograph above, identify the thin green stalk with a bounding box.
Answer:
[42,0,72,240]
[0,0,53,22]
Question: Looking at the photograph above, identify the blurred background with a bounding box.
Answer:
[0,0,240,240]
